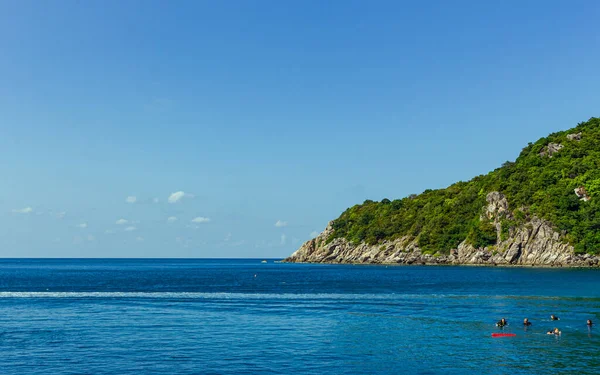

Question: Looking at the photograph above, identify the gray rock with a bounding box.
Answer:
[484,192,511,220]
[539,143,563,157]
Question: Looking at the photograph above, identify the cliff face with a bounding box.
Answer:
[285,192,600,267]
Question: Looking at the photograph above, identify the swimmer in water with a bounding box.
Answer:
[496,318,507,327]
[587,319,593,326]
[550,314,560,321]
[523,318,532,326]
[547,328,561,335]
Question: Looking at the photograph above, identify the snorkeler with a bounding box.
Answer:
[587,319,593,326]
[523,318,532,326]
[547,328,561,335]
[496,318,507,327]
[550,315,560,321]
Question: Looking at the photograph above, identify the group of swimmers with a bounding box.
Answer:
[495,315,593,335]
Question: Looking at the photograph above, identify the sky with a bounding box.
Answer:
[1,1,599,258]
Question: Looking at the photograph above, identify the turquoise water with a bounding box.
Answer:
[0,259,598,374]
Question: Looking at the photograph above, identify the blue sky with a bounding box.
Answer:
[1,1,599,257]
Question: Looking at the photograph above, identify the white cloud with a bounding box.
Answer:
[87,235,95,242]
[124,226,136,232]
[167,216,177,223]
[56,211,67,219]
[116,218,128,225]
[280,234,287,245]
[191,216,211,223]
[12,207,33,214]
[274,220,288,228]
[168,191,184,203]
[126,196,137,204]
[136,236,144,242]
[224,232,232,241]
[105,229,115,234]
[310,231,320,238]
[77,223,88,229]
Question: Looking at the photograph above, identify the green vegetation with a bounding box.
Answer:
[330,118,600,254]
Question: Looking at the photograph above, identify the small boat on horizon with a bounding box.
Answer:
[261,260,267,263]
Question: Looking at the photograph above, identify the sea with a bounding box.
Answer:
[0,259,598,374]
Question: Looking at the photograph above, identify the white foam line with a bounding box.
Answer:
[0,292,589,300]
[0,292,469,300]
[0,292,397,300]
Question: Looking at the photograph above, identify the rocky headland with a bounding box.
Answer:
[284,118,600,268]
[285,192,599,267]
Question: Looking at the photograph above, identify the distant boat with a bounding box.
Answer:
[261,260,267,263]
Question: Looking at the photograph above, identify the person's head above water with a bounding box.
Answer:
[587,319,593,326]
[551,315,559,320]
[523,318,531,325]
[554,328,561,335]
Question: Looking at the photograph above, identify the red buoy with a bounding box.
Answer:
[492,333,516,338]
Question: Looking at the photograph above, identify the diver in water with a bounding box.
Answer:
[523,318,532,326]
[496,318,508,327]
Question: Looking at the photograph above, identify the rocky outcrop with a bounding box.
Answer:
[567,132,582,141]
[484,191,510,220]
[539,143,564,157]
[284,192,600,267]
[574,186,591,201]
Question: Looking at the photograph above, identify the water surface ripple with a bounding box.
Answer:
[0,259,598,374]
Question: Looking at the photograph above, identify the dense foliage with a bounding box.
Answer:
[330,118,600,254]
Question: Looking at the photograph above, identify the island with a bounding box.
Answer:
[285,118,600,267]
